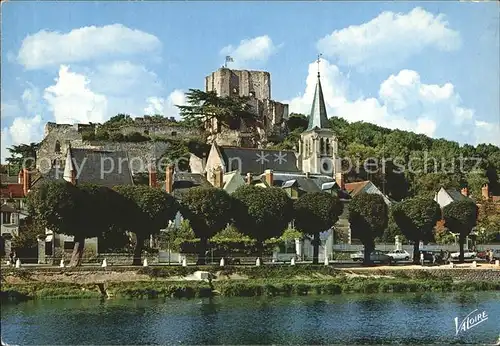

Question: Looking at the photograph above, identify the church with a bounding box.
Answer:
[197,65,349,200]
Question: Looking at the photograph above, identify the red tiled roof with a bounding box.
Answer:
[0,184,24,199]
[345,181,370,196]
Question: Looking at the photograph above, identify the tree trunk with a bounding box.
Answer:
[312,233,320,265]
[413,241,420,264]
[132,234,144,266]
[69,236,85,267]
[363,241,374,266]
[196,238,207,265]
[459,235,465,263]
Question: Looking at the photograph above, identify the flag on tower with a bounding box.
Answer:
[225,56,234,62]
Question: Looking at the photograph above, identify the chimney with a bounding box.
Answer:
[335,172,345,190]
[214,166,224,189]
[264,169,273,186]
[461,187,469,197]
[149,164,158,188]
[482,184,489,200]
[70,169,76,185]
[22,168,31,196]
[165,164,174,194]
[246,172,252,185]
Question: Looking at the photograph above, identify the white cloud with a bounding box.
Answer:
[474,120,500,147]
[90,61,162,97]
[43,65,108,124]
[317,7,461,70]
[17,24,161,70]
[1,115,43,163]
[0,102,22,119]
[285,59,482,143]
[220,35,280,68]
[144,89,186,119]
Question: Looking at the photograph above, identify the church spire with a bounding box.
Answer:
[306,54,330,131]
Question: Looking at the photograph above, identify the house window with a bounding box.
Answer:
[45,241,53,256]
[55,140,61,153]
[64,241,75,250]
[2,212,11,224]
[171,131,177,136]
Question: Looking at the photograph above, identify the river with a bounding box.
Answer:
[1,292,499,345]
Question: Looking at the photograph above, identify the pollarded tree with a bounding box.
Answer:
[26,181,89,266]
[391,197,441,263]
[178,187,233,264]
[348,193,389,264]
[443,200,478,263]
[294,192,343,264]
[232,185,294,258]
[114,185,179,265]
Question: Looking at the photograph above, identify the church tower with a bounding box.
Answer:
[298,56,338,175]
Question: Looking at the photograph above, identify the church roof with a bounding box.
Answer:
[218,146,299,174]
[306,73,331,131]
[68,148,134,188]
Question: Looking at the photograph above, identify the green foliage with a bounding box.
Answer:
[287,113,308,132]
[5,143,39,174]
[114,185,179,237]
[476,199,500,244]
[391,197,441,261]
[294,192,343,235]
[12,222,44,251]
[178,187,233,262]
[391,197,441,243]
[294,192,343,263]
[348,193,389,263]
[232,185,294,244]
[26,181,86,238]
[443,200,478,238]
[443,200,478,262]
[177,89,258,130]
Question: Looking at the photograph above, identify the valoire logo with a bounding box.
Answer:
[454,309,488,336]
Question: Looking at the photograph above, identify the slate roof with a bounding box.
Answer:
[70,148,133,188]
[306,74,331,131]
[218,146,299,174]
[445,188,471,202]
[171,172,212,197]
[258,172,351,200]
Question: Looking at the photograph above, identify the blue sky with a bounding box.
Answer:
[1,1,499,162]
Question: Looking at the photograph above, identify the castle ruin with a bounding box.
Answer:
[205,68,289,147]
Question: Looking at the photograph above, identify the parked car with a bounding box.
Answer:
[478,249,500,261]
[450,251,477,259]
[350,250,393,264]
[387,249,411,261]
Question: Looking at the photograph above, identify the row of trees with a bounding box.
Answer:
[25,181,344,266]
[26,178,480,266]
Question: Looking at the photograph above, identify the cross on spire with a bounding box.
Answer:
[317,53,322,78]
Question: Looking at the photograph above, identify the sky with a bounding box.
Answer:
[1,1,499,163]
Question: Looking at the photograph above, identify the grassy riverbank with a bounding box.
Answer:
[2,265,500,301]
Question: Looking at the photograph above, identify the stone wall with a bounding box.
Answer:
[36,121,205,174]
[206,68,271,100]
[344,268,500,281]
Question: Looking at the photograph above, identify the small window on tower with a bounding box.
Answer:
[54,140,61,153]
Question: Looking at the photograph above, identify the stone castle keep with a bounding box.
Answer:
[36,67,290,173]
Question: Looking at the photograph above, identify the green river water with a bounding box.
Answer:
[1,291,499,345]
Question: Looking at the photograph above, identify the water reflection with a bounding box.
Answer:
[2,292,499,345]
